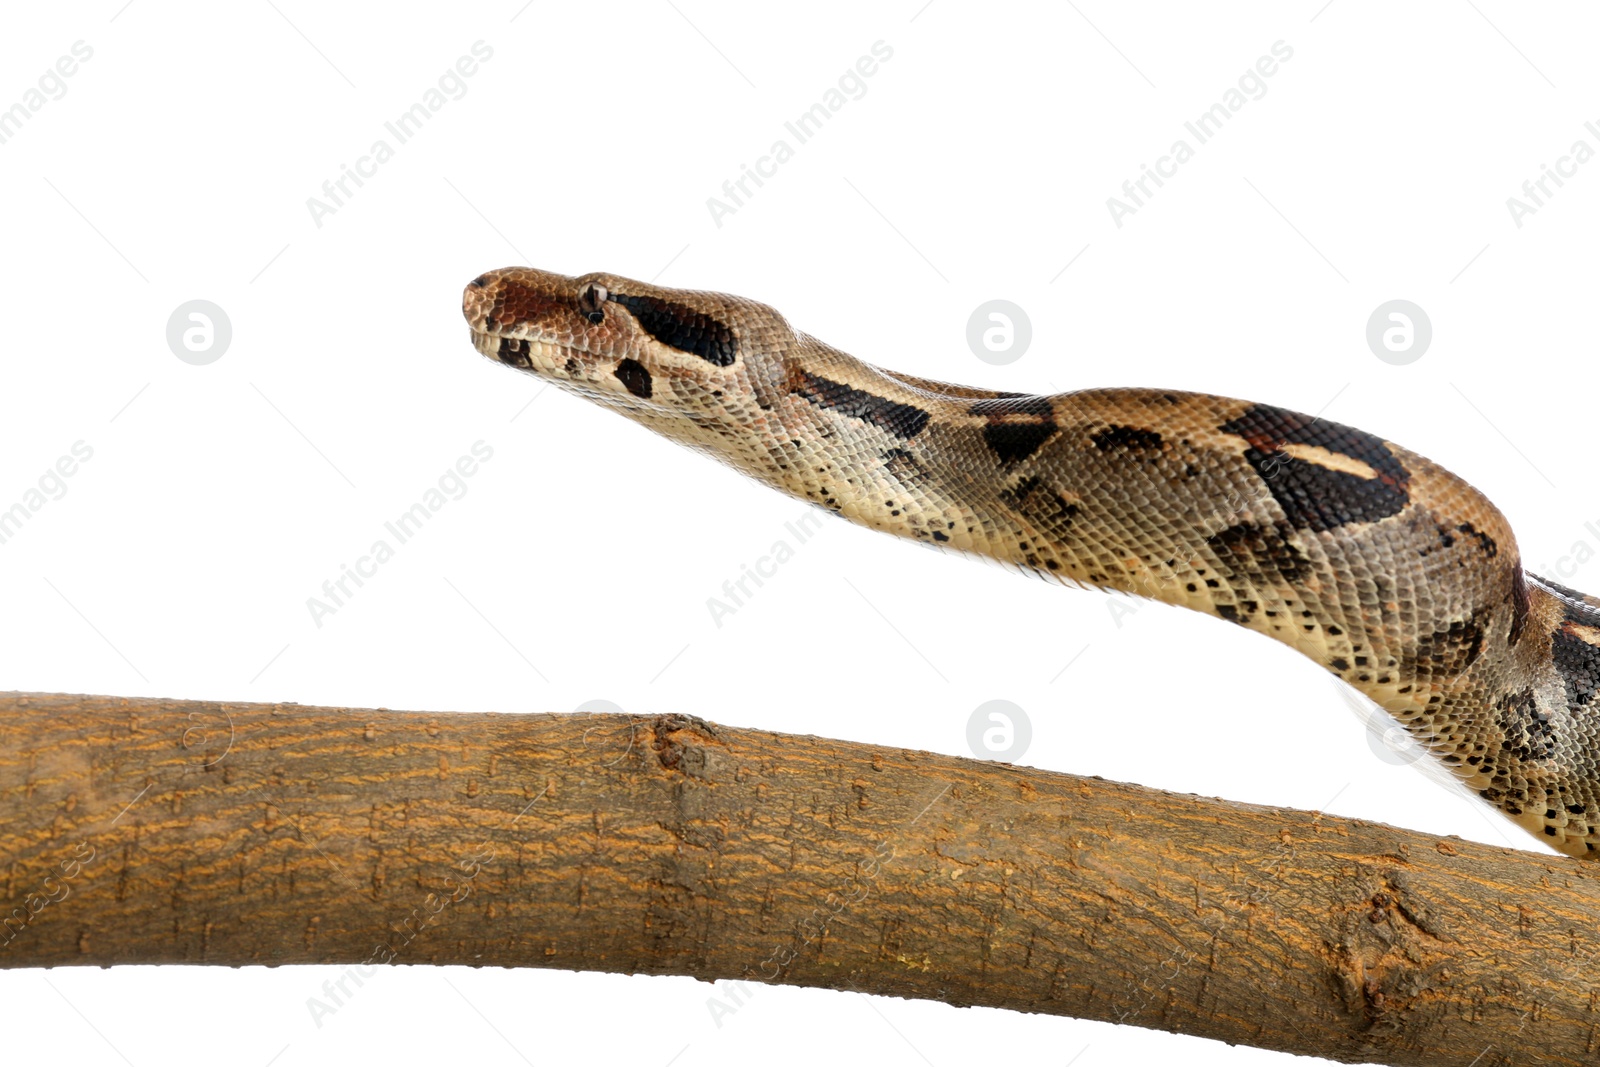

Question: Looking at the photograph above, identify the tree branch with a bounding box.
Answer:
[0,691,1594,1065]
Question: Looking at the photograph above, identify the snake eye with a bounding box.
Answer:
[578,284,608,324]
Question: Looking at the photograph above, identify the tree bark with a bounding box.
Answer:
[1,691,1596,1065]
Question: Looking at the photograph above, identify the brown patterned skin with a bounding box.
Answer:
[463,266,1600,859]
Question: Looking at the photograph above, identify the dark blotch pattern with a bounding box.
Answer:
[1456,521,1498,557]
[1496,687,1557,763]
[1236,448,1409,533]
[1405,613,1488,677]
[983,422,1058,465]
[791,369,930,439]
[998,475,1079,539]
[610,292,738,366]
[1210,521,1312,587]
[497,337,532,369]
[1221,404,1409,483]
[1091,425,1165,452]
[970,395,1057,465]
[969,395,1054,418]
[1552,624,1600,709]
[880,447,926,484]
[1219,403,1411,533]
[613,358,653,399]
[1534,574,1600,706]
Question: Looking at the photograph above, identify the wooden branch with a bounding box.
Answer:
[1,693,1596,1065]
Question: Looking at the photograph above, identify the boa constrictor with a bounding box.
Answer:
[462,267,1600,859]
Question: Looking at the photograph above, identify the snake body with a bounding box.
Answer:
[463,267,1600,858]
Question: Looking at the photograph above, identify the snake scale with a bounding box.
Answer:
[463,267,1600,859]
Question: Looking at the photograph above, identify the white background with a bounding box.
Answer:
[2,2,1598,1064]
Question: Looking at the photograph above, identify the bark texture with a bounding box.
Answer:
[2,691,1598,1066]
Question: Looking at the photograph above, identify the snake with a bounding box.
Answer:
[462,266,1600,859]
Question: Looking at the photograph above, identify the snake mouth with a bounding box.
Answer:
[470,326,604,371]
[471,328,584,375]
[470,325,660,412]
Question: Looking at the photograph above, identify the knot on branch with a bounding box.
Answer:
[651,714,723,777]
[1330,867,1456,1037]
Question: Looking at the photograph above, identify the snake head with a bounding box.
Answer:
[463,267,795,424]
[461,266,928,513]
